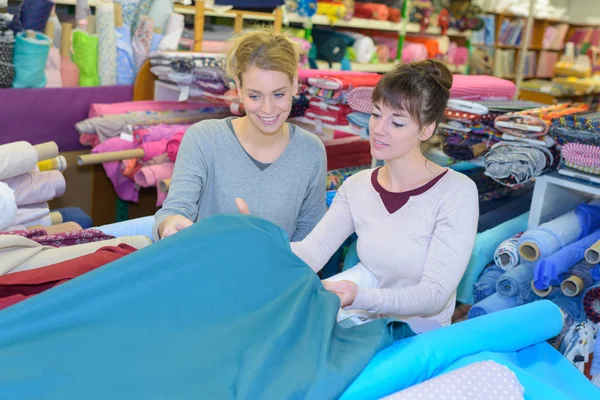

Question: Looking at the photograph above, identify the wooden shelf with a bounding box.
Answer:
[315,60,467,74]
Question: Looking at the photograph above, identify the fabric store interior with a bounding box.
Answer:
[1,0,600,397]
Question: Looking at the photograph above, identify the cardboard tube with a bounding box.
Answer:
[87,15,96,35]
[561,275,585,297]
[114,3,123,28]
[60,23,72,59]
[159,178,171,193]
[34,142,59,162]
[519,242,540,262]
[28,221,82,234]
[49,211,63,225]
[45,20,54,40]
[77,148,145,166]
[26,30,36,38]
[37,155,67,172]
[584,239,600,264]
[531,281,553,298]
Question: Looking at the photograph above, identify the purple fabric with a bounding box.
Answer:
[92,138,139,202]
[0,86,133,151]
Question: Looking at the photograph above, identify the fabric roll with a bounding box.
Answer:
[562,143,600,170]
[519,203,600,263]
[166,132,184,161]
[583,282,600,323]
[96,216,155,240]
[0,235,152,275]
[0,141,39,181]
[0,243,137,311]
[496,263,536,305]
[158,13,184,51]
[134,124,190,145]
[494,232,523,270]
[348,87,375,114]
[15,0,54,32]
[494,114,549,137]
[467,292,518,319]
[473,263,504,304]
[0,182,17,231]
[560,261,596,297]
[534,229,600,290]
[47,14,62,49]
[132,16,154,71]
[0,228,115,248]
[72,29,99,87]
[115,24,135,85]
[12,203,50,227]
[92,138,139,202]
[0,30,15,89]
[551,292,586,323]
[133,162,174,207]
[3,171,66,206]
[383,360,525,400]
[53,207,92,229]
[585,239,600,264]
[484,141,556,187]
[96,1,117,86]
[13,32,51,89]
[44,47,62,87]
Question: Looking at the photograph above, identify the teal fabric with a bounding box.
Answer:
[443,343,600,399]
[0,214,414,400]
[340,301,564,400]
[457,212,529,304]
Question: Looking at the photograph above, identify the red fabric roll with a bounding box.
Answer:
[354,3,389,21]
[167,132,185,161]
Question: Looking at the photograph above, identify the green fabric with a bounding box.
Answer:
[72,30,99,87]
[0,214,414,400]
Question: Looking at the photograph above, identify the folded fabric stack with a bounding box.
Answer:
[76,100,231,205]
[552,111,600,184]
[0,141,69,231]
[467,202,600,385]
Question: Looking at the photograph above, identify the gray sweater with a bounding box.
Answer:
[153,117,327,241]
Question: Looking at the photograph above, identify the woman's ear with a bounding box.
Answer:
[292,76,299,96]
[420,122,436,142]
[234,76,242,99]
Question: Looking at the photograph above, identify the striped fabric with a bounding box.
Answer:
[562,143,600,169]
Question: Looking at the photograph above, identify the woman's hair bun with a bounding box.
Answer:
[419,59,453,92]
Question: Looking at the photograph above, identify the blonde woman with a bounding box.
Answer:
[154,30,327,241]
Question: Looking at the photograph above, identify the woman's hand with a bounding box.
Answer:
[158,215,194,239]
[322,280,358,307]
[236,197,250,215]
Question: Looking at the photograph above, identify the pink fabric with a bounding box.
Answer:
[201,40,232,53]
[92,137,139,202]
[45,48,62,88]
[166,132,184,161]
[133,162,174,207]
[401,43,428,64]
[79,133,100,147]
[453,47,469,65]
[88,100,213,118]
[348,87,374,113]
[562,143,600,168]
[60,57,79,88]
[3,171,66,206]
[450,75,516,100]
[133,123,190,144]
[140,140,168,161]
[298,68,376,81]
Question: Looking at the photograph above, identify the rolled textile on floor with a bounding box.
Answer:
[582,282,600,323]
[341,300,563,400]
[494,232,523,270]
[3,171,66,206]
[533,229,600,290]
[53,207,93,229]
[12,31,51,88]
[560,261,596,297]
[96,0,117,86]
[0,182,17,231]
[96,216,155,240]
[495,263,536,305]
[467,292,518,319]
[11,203,51,227]
[72,29,98,87]
[457,212,529,304]
[0,142,43,180]
[519,202,600,262]
[472,263,504,304]
[585,239,600,264]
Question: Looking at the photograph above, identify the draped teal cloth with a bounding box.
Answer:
[0,214,413,400]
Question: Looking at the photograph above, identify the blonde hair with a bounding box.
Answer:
[225,29,299,86]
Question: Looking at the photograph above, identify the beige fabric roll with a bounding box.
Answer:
[0,235,152,275]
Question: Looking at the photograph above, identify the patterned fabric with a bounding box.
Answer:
[549,125,600,146]
[562,143,600,169]
[584,284,600,323]
[0,228,116,248]
[484,142,558,186]
[326,165,369,191]
[114,0,139,27]
[97,1,117,86]
[565,161,600,176]
[556,111,600,133]
[347,86,374,114]
[494,232,523,271]
[290,94,310,118]
[443,135,489,161]
[0,28,14,88]
[383,360,524,400]
[132,16,154,71]
[559,321,597,374]
[494,114,549,138]
[115,25,135,85]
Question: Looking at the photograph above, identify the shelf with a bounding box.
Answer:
[315,60,467,74]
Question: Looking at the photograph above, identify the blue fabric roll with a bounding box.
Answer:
[534,229,600,290]
[468,292,518,319]
[96,216,154,240]
[560,261,596,297]
[115,25,135,85]
[457,212,529,304]
[473,263,504,304]
[341,301,564,400]
[11,0,54,33]
[496,263,537,305]
[326,190,337,208]
[552,293,586,323]
[12,32,50,88]
[54,207,93,229]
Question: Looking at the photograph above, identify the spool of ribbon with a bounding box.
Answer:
[13,30,51,88]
